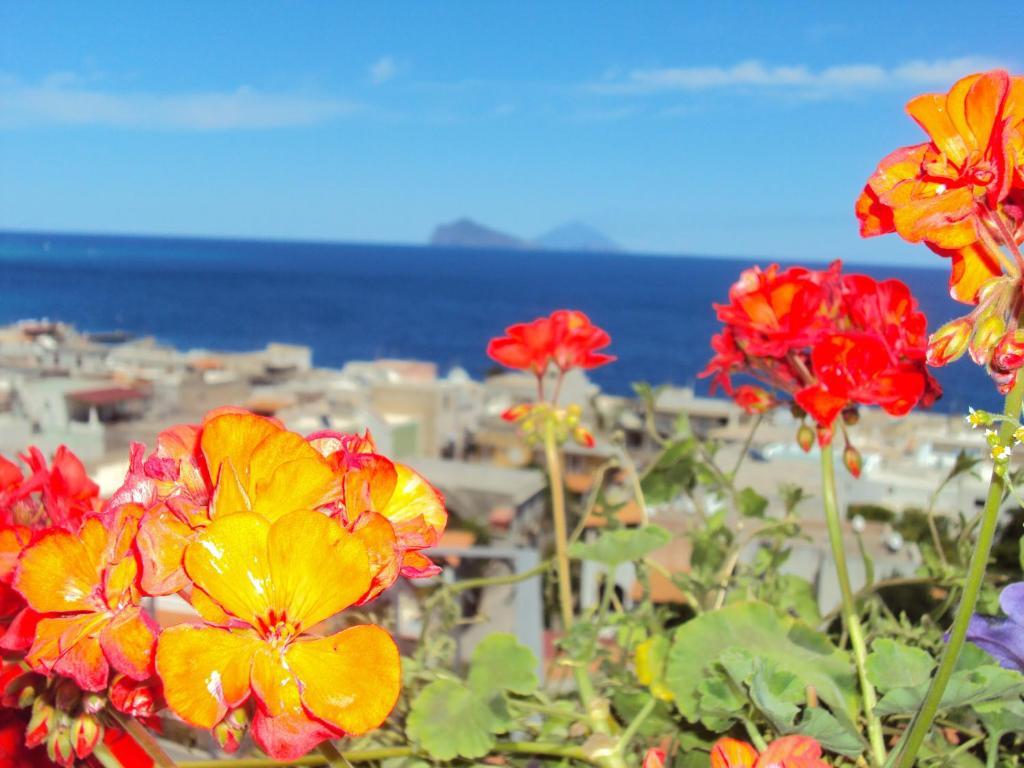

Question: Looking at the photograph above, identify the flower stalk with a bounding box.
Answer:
[110,712,179,768]
[819,442,885,766]
[542,419,628,768]
[891,374,1024,768]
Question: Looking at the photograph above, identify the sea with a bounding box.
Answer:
[0,230,1001,415]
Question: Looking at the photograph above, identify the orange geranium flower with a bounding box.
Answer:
[117,410,445,604]
[12,508,156,692]
[155,510,400,760]
[857,69,1024,302]
[711,735,830,768]
[123,409,342,595]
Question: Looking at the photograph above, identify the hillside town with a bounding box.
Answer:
[0,319,997,670]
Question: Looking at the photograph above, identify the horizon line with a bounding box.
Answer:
[0,225,946,270]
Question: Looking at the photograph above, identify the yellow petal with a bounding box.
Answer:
[250,458,340,523]
[287,625,400,735]
[379,463,447,549]
[267,511,370,630]
[155,625,259,728]
[201,412,281,491]
[251,643,303,717]
[14,519,107,613]
[184,512,272,626]
[209,462,252,519]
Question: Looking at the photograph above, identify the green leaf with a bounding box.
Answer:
[772,574,820,624]
[748,660,803,731]
[717,647,756,685]
[874,664,1024,716]
[664,601,857,721]
[406,679,497,760]
[695,676,746,730]
[865,639,936,692]
[974,697,1024,736]
[569,524,672,566]
[737,487,768,518]
[641,438,698,504]
[1019,535,1024,572]
[794,709,865,757]
[467,633,538,695]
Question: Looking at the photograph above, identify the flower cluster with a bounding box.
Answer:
[489,310,613,447]
[487,309,615,382]
[857,69,1024,393]
[0,447,154,766]
[710,735,830,768]
[0,408,447,762]
[703,261,941,462]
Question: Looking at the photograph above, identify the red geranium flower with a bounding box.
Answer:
[487,310,614,381]
[703,261,939,457]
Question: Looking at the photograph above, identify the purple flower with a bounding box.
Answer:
[964,582,1024,671]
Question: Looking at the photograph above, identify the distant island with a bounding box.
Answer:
[429,218,623,253]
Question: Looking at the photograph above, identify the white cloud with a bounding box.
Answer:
[0,75,361,130]
[591,56,1009,95]
[368,56,398,85]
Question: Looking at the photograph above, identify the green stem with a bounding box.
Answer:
[742,718,768,752]
[446,560,550,593]
[731,413,764,477]
[544,419,577,635]
[177,742,599,767]
[318,741,352,767]
[509,698,595,724]
[110,712,178,768]
[91,743,128,768]
[985,731,1003,768]
[615,698,658,757]
[543,420,627,768]
[892,377,1024,768]
[820,443,886,767]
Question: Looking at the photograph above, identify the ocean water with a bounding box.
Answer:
[0,230,1000,414]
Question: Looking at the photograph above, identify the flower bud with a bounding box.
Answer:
[214,708,250,754]
[109,675,163,720]
[214,720,242,753]
[573,426,595,448]
[966,407,992,428]
[565,403,582,426]
[816,424,834,447]
[926,317,973,367]
[843,443,863,478]
[26,698,54,748]
[81,692,106,715]
[796,424,814,453]
[733,385,774,414]
[992,329,1024,372]
[48,724,75,768]
[4,672,41,709]
[227,705,250,730]
[841,407,859,426]
[643,748,667,768]
[501,404,531,423]
[71,713,102,759]
[992,367,1018,395]
[970,314,1006,365]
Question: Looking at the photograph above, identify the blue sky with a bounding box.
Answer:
[0,2,1020,263]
